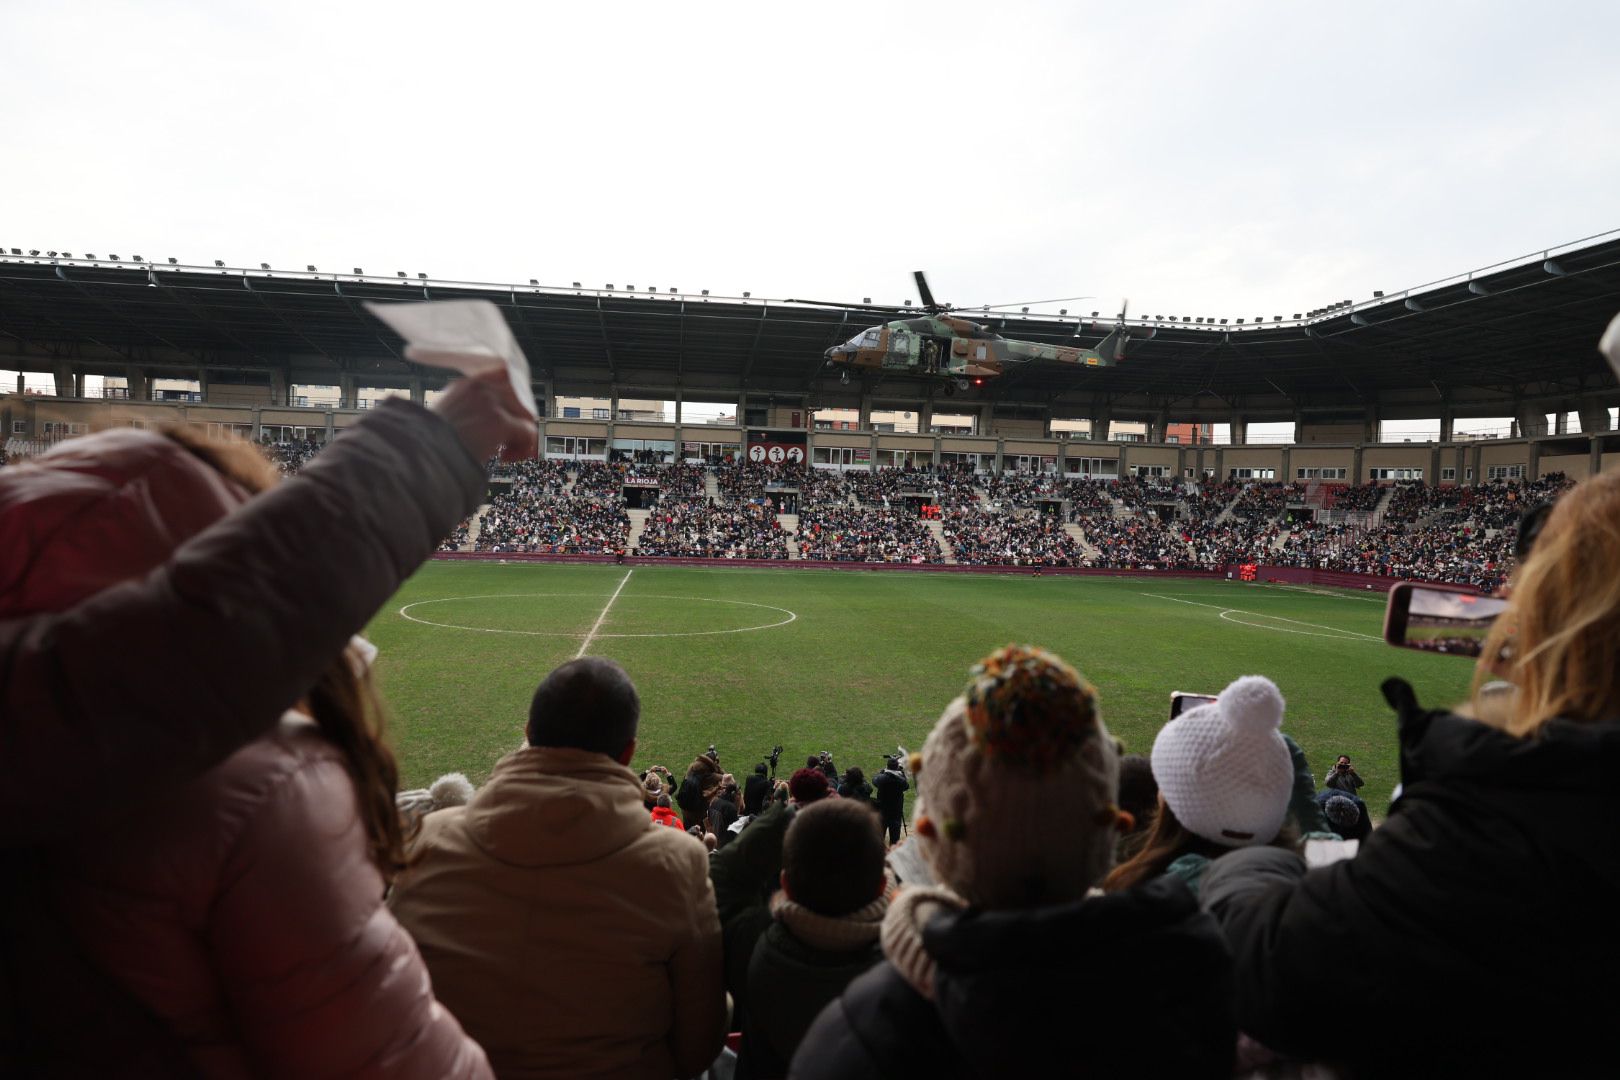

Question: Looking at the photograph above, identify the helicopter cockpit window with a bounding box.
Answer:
[845,329,881,350]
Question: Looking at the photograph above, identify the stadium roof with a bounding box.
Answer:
[3,231,1617,422]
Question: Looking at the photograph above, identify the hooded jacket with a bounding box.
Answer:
[791,874,1234,1079]
[0,401,490,1075]
[390,746,726,1080]
[1202,678,1620,1076]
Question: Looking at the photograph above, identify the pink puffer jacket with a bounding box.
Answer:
[49,713,491,1079]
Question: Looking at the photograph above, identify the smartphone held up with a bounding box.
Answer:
[1383,583,1510,659]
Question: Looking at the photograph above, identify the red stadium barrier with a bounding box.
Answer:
[429,552,1485,593]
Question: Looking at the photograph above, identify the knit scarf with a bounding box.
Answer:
[878,885,968,1002]
[770,890,888,953]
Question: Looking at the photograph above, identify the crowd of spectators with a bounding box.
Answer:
[262,438,323,475]
[476,492,628,555]
[941,509,1083,566]
[635,498,790,560]
[796,504,944,563]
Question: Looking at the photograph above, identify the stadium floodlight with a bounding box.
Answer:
[29,250,38,256]
[903,299,911,306]
[397,271,407,277]
[1059,308,1067,315]
[744,291,751,298]
[262,263,271,270]
[353,268,363,275]
[418,272,427,279]
[1293,313,1302,320]
[168,257,177,264]
[85,253,96,260]
[215,260,225,267]
[626,285,635,291]
[133,255,143,262]
[307,264,317,272]
[10,249,19,255]
[1220,318,1228,324]
[1236,318,1245,324]
[47,251,58,257]
[572,281,581,288]
[1373,290,1384,298]
[62,253,72,259]
[702,289,709,296]
[1021,307,1029,314]
[1274,315,1282,321]
[1091,311,1099,317]
[109,254,119,261]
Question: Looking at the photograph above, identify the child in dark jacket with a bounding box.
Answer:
[737,800,889,1079]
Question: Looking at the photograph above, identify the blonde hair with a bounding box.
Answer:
[1471,470,1620,736]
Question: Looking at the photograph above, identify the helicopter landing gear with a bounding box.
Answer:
[840,370,851,386]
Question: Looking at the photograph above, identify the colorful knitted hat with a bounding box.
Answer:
[911,644,1119,908]
[1151,675,1294,848]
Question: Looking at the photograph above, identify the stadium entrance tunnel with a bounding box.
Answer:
[398,592,797,639]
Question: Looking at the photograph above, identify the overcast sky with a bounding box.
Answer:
[6,0,1618,324]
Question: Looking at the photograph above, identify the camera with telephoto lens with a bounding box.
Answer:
[767,745,783,776]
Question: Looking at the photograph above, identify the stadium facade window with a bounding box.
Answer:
[1487,464,1526,480]
[1229,468,1276,479]
[593,407,610,420]
[1441,467,1457,481]
[10,421,24,434]
[1068,456,1116,478]
[1134,465,1170,478]
[563,406,581,418]
[1369,467,1423,481]
[1166,435,1179,444]
[1296,467,1347,480]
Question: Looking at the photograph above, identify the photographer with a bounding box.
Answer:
[872,753,910,845]
[1322,755,1364,793]
[1202,467,1620,1075]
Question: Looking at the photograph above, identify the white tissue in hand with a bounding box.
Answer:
[365,299,537,417]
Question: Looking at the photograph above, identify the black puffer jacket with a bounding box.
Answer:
[791,874,1234,1078]
[1202,678,1620,1076]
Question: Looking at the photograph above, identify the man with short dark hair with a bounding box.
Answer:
[390,657,726,1079]
[737,800,889,1079]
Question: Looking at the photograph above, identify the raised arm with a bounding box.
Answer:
[0,376,532,844]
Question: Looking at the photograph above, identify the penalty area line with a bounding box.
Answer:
[576,569,633,658]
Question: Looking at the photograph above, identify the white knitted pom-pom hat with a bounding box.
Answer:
[1151,675,1294,848]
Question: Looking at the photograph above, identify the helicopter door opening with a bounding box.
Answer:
[921,337,949,375]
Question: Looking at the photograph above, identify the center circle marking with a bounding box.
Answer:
[397,592,798,638]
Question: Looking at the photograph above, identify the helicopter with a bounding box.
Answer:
[801,272,1153,395]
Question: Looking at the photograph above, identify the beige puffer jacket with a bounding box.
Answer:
[390,746,726,1080]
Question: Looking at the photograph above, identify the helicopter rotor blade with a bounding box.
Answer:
[913,270,938,311]
[783,297,903,315]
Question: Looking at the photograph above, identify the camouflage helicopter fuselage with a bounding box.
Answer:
[823,314,1109,384]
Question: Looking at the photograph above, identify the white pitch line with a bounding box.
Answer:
[576,569,633,658]
[1140,592,1382,641]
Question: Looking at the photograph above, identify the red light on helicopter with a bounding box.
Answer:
[973,378,983,386]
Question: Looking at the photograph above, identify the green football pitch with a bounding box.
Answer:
[368,561,1478,811]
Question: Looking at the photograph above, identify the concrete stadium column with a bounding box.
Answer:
[268,368,288,407]
[1151,409,1168,444]
[1089,410,1111,442]
[1579,404,1611,433]
[53,363,74,398]
[251,407,262,442]
[325,411,335,442]
[338,375,357,410]
[1555,412,1570,435]
[1229,415,1247,446]
[1439,411,1455,443]
[126,365,150,402]
[1592,436,1604,477]
[1117,442,1130,478]
[1280,445,1292,483]
[918,397,934,435]
[14,373,23,394]
[1469,443,1484,486]
[1429,445,1442,487]
[1362,406,1380,444]
[1527,438,1542,479]
[1212,448,1225,481]
[858,390,873,431]
[869,431,880,471]
[1514,406,1547,438]
[994,437,1004,475]
[609,390,619,423]
[1352,443,1364,485]
[197,368,210,403]
[409,377,425,406]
